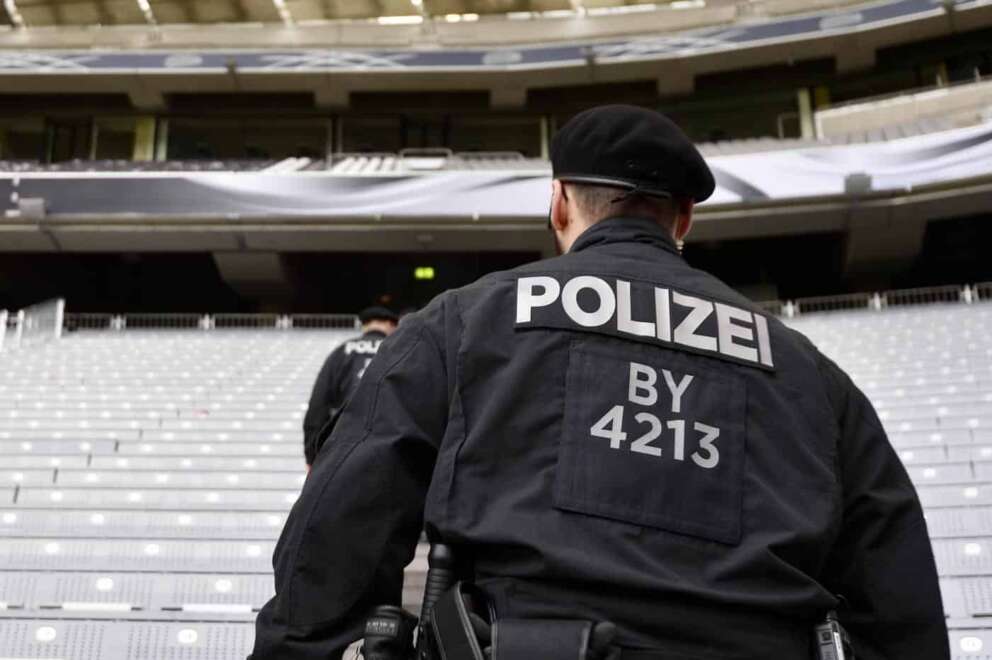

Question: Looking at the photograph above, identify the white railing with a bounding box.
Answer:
[62,313,360,331]
[768,284,990,318]
[51,283,992,334]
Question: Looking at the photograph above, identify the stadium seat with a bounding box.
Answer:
[1,304,991,656]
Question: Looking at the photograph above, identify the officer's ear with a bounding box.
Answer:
[672,197,694,242]
[550,180,570,233]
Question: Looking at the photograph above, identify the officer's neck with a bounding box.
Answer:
[566,216,679,255]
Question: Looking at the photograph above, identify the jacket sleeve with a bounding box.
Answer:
[302,348,344,465]
[251,302,450,660]
[817,355,949,660]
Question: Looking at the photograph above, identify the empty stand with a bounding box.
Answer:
[789,302,992,657]
[1,301,991,657]
[0,328,428,658]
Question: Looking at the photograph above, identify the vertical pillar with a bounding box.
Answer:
[936,61,949,86]
[133,116,157,161]
[89,120,99,159]
[324,117,335,161]
[539,115,550,160]
[154,118,169,161]
[335,115,344,154]
[797,88,814,139]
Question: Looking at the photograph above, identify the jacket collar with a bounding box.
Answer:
[569,216,680,257]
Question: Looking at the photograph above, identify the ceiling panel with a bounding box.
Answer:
[323,0,397,20]
[2,0,674,25]
[187,0,243,22]
[471,0,527,14]
[54,1,104,25]
[240,0,282,22]
[526,0,572,11]
[147,0,194,23]
[284,0,327,21]
[16,0,58,26]
[105,0,148,24]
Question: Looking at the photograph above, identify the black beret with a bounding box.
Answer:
[551,104,715,203]
[359,306,398,324]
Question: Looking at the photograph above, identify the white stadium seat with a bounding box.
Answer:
[0,304,990,656]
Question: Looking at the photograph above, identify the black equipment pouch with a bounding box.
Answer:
[491,619,617,660]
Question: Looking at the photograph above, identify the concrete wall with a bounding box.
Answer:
[816,78,992,138]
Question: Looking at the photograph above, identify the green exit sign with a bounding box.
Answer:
[414,266,436,280]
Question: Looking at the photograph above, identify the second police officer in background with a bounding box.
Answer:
[301,306,398,468]
[253,105,948,660]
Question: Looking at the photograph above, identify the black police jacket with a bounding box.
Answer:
[302,330,385,465]
[253,217,948,660]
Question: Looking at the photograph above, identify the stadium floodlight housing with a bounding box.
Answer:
[3,0,24,27]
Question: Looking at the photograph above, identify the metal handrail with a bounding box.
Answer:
[213,314,281,329]
[795,292,874,315]
[121,314,203,329]
[884,285,966,307]
[55,283,992,333]
[290,315,361,329]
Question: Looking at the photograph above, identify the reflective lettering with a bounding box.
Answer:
[691,422,720,469]
[630,413,663,456]
[715,303,758,363]
[562,276,615,328]
[754,314,775,368]
[628,362,658,406]
[591,405,627,449]
[514,275,774,370]
[654,287,672,343]
[672,292,717,352]
[662,370,694,414]
[345,340,381,355]
[668,419,686,461]
[516,276,561,323]
[617,280,655,338]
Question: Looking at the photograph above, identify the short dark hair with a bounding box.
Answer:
[565,182,678,230]
[359,306,398,324]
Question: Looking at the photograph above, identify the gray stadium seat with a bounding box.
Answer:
[0,305,990,656]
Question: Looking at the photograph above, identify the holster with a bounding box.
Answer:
[428,582,619,660]
[429,582,491,660]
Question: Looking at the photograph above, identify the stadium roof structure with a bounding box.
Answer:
[0,0,720,27]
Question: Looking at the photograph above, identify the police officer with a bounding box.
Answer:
[253,105,948,660]
[301,306,398,468]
